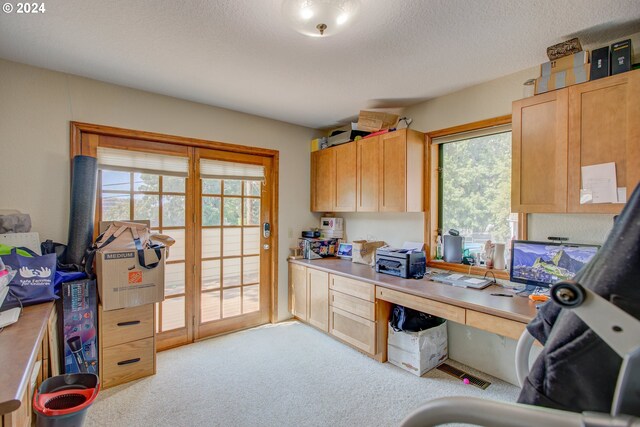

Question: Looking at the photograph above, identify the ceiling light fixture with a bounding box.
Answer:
[282,0,359,37]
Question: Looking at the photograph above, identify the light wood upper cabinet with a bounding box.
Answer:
[379,129,425,212]
[356,136,380,212]
[310,148,335,212]
[567,71,640,213]
[512,69,640,214]
[334,142,357,211]
[310,129,425,213]
[290,263,308,321]
[307,269,329,332]
[512,89,569,213]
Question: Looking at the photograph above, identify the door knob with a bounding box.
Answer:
[263,244,270,250]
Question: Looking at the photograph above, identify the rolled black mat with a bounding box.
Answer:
[66,155,98,267]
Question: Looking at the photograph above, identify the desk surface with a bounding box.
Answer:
[290,258,539,324]
[0,301,53,414]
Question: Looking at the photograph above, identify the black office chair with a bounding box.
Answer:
[401,184,640,427]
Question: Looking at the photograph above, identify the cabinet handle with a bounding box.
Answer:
[117,320,141,327]
[117,358,141,366]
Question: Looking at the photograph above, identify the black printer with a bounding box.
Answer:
[375,247,426,279]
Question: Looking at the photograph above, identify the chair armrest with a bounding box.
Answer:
[515,328,536,387]
[400,396,585,427]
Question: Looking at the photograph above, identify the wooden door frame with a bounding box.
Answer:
[70,122,281,327]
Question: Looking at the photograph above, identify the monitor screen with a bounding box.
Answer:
[510,240,599,288]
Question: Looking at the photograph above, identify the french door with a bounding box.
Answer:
[194,148,272,339]
[78,126,275,351]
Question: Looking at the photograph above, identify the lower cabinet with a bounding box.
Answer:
[307,269,329,332]
[98,304,156,389]
[290,263,308,321]
[289,263,387,360]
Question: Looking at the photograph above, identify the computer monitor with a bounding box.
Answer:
[510,240,599,288]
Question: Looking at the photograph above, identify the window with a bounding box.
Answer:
[436,125,518,255]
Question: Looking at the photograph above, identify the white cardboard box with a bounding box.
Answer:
[387,321,448,376]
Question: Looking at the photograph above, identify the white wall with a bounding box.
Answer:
[0,58,318,321]
[340,212,423,247]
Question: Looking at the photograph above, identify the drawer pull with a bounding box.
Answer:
[117,358,141,366]
[117,320,141,327]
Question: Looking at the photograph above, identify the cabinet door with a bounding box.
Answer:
[567,70,640,213]
[512,89,569,212]
[310,148,335,212]
[289,264,308,321]
[379,130,407,212]
[334,142,357,211]
[307,269,329,331]
[356,136,380,211]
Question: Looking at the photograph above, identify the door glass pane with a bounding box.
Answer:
[202,179,221,195]
[102,170,130,191]
[102,194,130,221]
[165,263,185,296]
[243,256,259,284]
[223,198,241,226]
[223,228,241,256]
[165,228,185,262]
[222,258,241,287]
[201,291,221,322]
[243,285,259,314]
[243,199,260,225]
[202,197,221,226]
[163,176,185,193]
[162,297,185,331]
[162,195,186,226]
[244,181,261,196]
[222,288,241,318]
[243,228,260,255]
[134,173,159,192]
[202,228,221,258]
[134,194,159,227]
[201,260,220,290]
[223,180,242,195]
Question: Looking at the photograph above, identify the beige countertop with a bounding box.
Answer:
[289,258,538,324]
[0,301,53,414]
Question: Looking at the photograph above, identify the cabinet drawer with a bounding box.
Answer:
[466,310,527,341]
[100,304,154,348]
[376,286,466,324]
[330,275,374,302]
[329,306,376,355]
[102,337,155,389]
[330,290,375,321]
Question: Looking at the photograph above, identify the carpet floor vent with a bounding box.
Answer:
[437,363,491,389]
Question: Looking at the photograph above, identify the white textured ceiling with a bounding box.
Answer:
[1,0,639,129]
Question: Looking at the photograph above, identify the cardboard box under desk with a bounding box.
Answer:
[96,249,165,311]
[387,321,448,376]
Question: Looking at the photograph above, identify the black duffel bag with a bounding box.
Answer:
[389,304,445,332]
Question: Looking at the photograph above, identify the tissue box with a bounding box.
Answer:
[387,321,448,376]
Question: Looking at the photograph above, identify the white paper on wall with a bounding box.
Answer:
[581,162,617,204]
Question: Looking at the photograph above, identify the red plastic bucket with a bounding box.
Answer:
[33,373,99,427]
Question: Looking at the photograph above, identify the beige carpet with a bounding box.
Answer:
[86,321,520,426]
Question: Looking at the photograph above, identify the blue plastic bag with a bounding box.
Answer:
[1,248,58,309]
